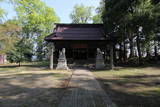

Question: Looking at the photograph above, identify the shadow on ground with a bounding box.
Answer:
[97,74,160,107]
[0,72,68,107]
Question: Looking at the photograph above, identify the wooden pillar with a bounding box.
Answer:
[50,42,55,70]
[110,44,114,69]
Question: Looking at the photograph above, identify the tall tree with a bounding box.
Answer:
[70,4,93,23]
[7,38,33,66]
[12,0,60,61]
[152,0,160,59]
[103,0,157,65]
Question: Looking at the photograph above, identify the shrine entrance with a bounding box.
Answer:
[73,49,87,60]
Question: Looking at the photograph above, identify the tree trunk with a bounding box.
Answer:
[136,35,142,65]
[119,43,123,62]
[146,43,151,59]
[129,38,134,58]
[123,41,127,62]
[18,61,21,67]
[154,40,158,60]
[113,44,116,63]
[18,53,22,67]
[110,44,114,69]
[146,49,151,59]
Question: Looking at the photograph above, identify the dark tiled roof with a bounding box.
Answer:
[45,24,106,41]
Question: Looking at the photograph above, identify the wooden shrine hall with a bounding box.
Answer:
[45,23,113,69]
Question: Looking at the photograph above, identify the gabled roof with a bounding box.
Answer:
[45,23,106,41]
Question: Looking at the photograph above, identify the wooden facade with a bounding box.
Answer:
[52,40,108,62]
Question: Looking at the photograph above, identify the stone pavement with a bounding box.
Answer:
[58,69,116,107]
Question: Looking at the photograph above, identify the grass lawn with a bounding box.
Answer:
[0,62,72,107]
[94,67,160,107]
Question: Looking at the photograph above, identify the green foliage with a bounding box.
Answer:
[12,0,60,61]
[0,19,32,64]
[0,8,6,22]
[92,12,103,23]
[92,0,104,23]
[103,0,158,41]
[102,0,160,64]
[7,38,33,64]
[0,0,6,23]
[13,0,59,36]
[0,22,21,55]
[70,4,93,23]
[152,2,160,34]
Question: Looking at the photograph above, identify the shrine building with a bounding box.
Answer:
[45,23,113,69]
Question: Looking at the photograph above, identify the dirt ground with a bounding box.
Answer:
[0,70,72,107]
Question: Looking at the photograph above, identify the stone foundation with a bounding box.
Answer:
[56,48,69,70]
[95,48,105,69]
[56,59,69,70]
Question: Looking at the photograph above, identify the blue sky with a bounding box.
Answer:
[0,0,101,23]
